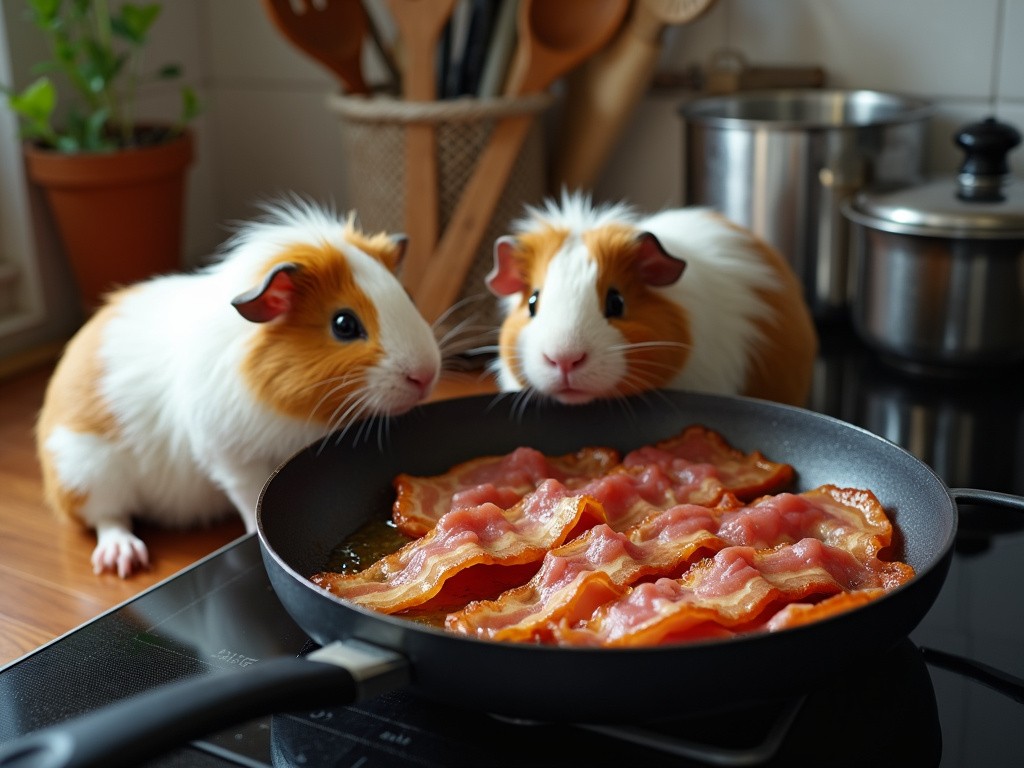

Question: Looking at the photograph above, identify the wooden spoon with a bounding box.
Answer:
[386,0,458,291]
[262,0,371,94]
[553,0,718,190]
[414,0,630,322]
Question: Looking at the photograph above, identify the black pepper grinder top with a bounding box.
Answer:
[955,117,1022,202]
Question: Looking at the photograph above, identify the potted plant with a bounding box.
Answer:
[2,0,200,313]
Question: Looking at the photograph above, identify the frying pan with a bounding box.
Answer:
[3,392,1022,768]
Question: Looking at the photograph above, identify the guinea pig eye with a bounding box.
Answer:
[528,289,540,318]
[331,309,367,342]
[604,287,625,319]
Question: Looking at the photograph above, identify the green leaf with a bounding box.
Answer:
[181,86,200,122]
[82,108,112,150]
[27,0,61,28]
[113,4,161,45]
[55,135,81,153]
[6,0,197,150]
[7,77,57,124]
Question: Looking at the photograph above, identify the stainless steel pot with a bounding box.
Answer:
[680,89,933,319]
[843,117,1024,370]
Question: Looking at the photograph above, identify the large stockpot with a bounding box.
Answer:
[843,117,1024,370]
[680,89,933,319]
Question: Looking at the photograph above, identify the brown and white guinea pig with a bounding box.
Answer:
[486,192,818,407]
[36,197,441,578]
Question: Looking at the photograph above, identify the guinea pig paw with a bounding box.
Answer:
[91,527,150,578]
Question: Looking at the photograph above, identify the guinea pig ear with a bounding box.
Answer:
[387,234,408,272]
[231,262,299,323]
[634,232,686,287]
[486,236,529,297]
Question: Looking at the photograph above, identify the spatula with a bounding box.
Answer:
[262,0,371,94]
[386,0,458,291]
[552,0,718,190]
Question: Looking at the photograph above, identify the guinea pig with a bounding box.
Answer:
[486,192,818,407]
[36,198,441,578]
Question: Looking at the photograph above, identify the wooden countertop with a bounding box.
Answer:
[0,361,496,668]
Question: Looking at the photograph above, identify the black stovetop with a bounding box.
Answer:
[1,325,1022,768]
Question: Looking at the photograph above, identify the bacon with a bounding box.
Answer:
[445,485,908,642]
[622,425,794,501]
[391,425,793,538]
[717,485,895,563]
[311,479,605,613]
[764,589,888,631]
[554,538,914,647]
[556,464,744,533]
[447,505,726,641]
[313,424,913,648]
[392,446,620,537]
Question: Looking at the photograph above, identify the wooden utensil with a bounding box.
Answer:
[552,0,717,191]
[385,0,458,291]
[262,0,371,94]
[414,0,630,322]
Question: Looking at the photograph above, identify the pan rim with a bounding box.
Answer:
[257,390,959,655]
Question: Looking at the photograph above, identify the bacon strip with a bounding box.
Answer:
[446,485,905,641]
[553,538,914,647]
[764,589,888,631]
[392,425,793,538]
[447,505,726,641]
[717,485,895,562]
[392,446,620,537]
[622,425,794,501]
[311,480,605,613]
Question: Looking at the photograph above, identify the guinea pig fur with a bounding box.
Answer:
[486,192,818,407]
[36,198,441,578]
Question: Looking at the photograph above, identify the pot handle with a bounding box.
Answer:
[0,640,409,768]
[950,488,1024,512]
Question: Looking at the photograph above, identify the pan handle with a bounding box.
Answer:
[0,640,409,768]
[950,488,1024,512]
[920,646,1024,705]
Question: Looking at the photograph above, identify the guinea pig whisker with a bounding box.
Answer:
[349,410,387,451]
[435,310,483,344]
[484,353,508,380]
[431,293,480,329]
[328,390,375,438]
[313,399,359,454]
[296,373,354,395]
[307,372,367,430]
[466,343,500,358]
[309,382,376,455]
[437,327,496,361]
[438,367,495,394]
[509,387,544,422]
[611,339,692,354]
[621,357,688,380]
[613,362,680,396]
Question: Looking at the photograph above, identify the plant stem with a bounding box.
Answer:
[91,0,127,143]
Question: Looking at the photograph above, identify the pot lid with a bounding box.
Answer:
[846,117,1024,238]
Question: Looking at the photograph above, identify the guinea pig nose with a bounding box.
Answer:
[544,351,588,376]
[406,368,438,396]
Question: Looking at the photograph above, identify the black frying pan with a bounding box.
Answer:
[3,392,1022,768]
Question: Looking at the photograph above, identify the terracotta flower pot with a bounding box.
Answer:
[23,129,194,314]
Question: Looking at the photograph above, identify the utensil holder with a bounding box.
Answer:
[326,93,551,348]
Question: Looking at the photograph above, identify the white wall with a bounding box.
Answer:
[190,0,1024,257]
[2,0,1023,355]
